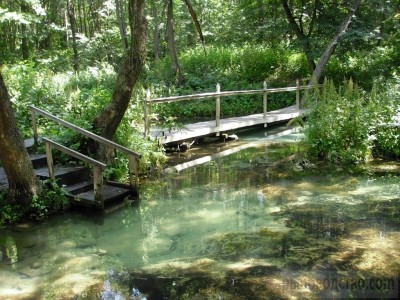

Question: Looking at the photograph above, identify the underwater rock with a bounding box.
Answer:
[261,184,297,203]
[30,262,41,269]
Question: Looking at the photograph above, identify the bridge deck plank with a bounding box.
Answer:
[151,105,305,144]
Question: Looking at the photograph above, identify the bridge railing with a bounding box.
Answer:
[143,80,318,136]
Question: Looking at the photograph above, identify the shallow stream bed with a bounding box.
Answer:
[1,128,399,299]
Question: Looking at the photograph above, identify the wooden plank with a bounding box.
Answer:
[73,184,130,203]
[152,105,305,144]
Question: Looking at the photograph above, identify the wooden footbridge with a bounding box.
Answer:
[144,80,315,145]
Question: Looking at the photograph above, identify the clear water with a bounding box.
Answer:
[1,128,399,299]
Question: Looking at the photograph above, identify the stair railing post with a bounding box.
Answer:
[144,89,151,137]
[128,154,139,196]
[44,142,56,181]
[215,83,221,131]
[263,81,268,128]
[296,79,300,111]
[93,166,104,209]
[31,109,38,145]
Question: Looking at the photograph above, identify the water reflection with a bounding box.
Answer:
[0,138,399,299]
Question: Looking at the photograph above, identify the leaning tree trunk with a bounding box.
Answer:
[92,0,147,162]
[0,70,41,207]
[310,0,362,84]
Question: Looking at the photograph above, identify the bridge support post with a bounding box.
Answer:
[215,83,221,134]
[144,89,151,137]
[263,81,268,128]
[296,79,300,111]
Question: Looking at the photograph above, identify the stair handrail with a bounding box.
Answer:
[29,105,140,197]
[42,137,106,208]
[28,105,141,159]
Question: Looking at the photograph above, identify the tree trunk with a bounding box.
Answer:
[166,0,184,85]
[310,0,362,84]
[67,0,79,73]
[115,0,129,52]
[281,0,316,73]
[151,0,161,61]
[0,70,41,207]
[92,0,147,162]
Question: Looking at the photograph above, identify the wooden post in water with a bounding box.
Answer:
[128,155,139,196]
[263,81,268,128]
[44,143,55,181]
[93,166,104,209]
[31,110,38,145]
[296,79,300,111]
[144,89,151,137]
[215,83,221,131]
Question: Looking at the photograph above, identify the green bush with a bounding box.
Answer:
[304,79,399,164]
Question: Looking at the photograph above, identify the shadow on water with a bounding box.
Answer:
[1,127,399,299]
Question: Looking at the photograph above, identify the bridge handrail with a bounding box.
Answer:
[144,80,320,136]
[147,85,316,104]
[28,105,141,159]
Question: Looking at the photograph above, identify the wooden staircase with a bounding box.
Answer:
[1,138,134,211]
[1,106,141,211]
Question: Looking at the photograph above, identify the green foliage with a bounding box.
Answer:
[368,80,400,158]
[304,79,399,164]
[0,191,23,226]
[30,179,70,220]
[0,180,70,225]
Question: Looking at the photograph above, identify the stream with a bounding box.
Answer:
[1,126,399,299]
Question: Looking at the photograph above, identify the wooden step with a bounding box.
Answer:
[35,166,91,185]
[24,138,36,152]
[30,154,48,169]
[65,179,93,195]
[71,183,131,208]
